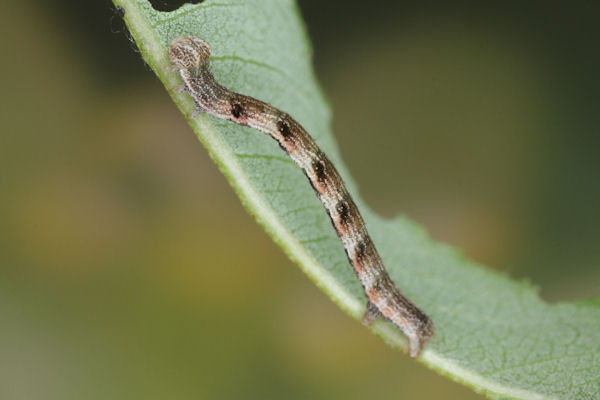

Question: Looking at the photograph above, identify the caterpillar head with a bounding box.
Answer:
[169,36,211,70]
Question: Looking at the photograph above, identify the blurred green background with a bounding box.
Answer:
[1,1,598,399]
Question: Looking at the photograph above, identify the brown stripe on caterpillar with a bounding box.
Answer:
[354,236,372,261]
[335,198,351,225]
[273,113,302,155]
[229,97,249,125]
[310,151,330,189]
[231,103,243,118]
[344,238,375,276]
[275,114,293,141]
[169,35,434,358]
[334,193,363,238]
[311,154,326,182]
[308,154,338,197]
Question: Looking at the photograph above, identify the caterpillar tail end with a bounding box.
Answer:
[362,300,434,358]
[404,312,434,358]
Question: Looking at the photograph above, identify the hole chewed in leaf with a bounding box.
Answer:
[148,0,203,12]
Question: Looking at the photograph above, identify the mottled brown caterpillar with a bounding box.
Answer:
[169,36,434,357]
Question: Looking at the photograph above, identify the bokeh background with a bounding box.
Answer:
[1,0,598,399]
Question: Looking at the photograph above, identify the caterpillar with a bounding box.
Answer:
[169,36,433,357]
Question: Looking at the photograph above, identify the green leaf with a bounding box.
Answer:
[113,0,600,398]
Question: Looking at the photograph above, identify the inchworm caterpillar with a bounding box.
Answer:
[169,36,434,357]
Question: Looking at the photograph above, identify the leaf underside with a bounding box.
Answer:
[113,0,600,398]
